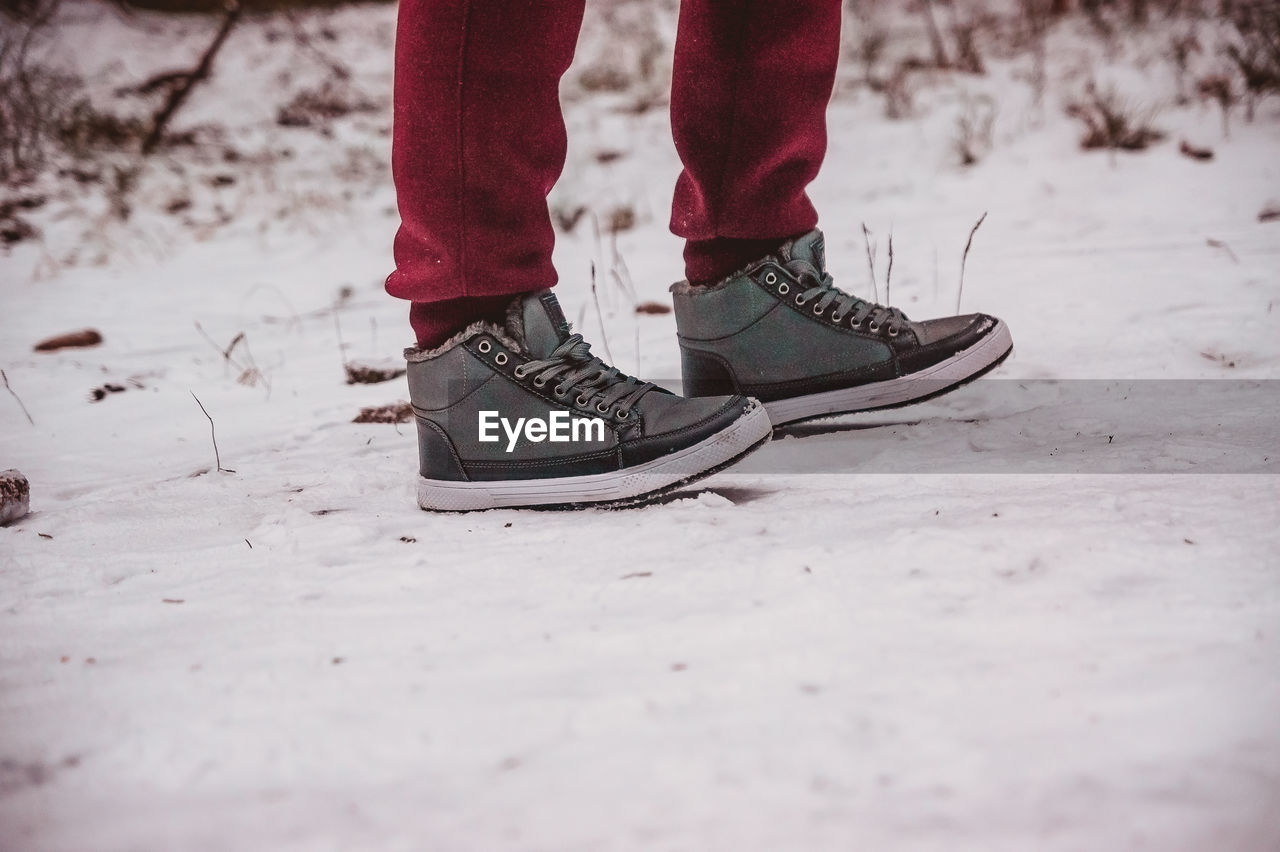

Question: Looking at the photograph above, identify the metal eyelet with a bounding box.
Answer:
[794,295,807,306]
[553,385,568,396]
[617,408,631,420]
[764,272,778,285]
[596,402,610,415]
[867,322,881,333]
[778,282,790,295]
[850,315,862,327]
[495,352,508,365]
[812,303,825,315]
[533,376,547,387]
[477,339,491,353]
[887,325,900,337]
[513,364,527,378]
[576,395,591,407]
[830,313,844,323]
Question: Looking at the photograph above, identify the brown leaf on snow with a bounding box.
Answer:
[353,402,413,424]
[344,360,407,385]
[1178,140,1213,161]
[1259,204,1280,224]
[634,301,671,315]
[34,329,103,352]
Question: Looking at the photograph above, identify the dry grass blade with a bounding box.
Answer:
[590,262,615,365]
[190,391,234,474]
[861,223,879,304]
[957,212,987,315]
[886,231,895,307]
[2,369,35,426]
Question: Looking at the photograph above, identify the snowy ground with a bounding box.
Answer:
[2,2,1279,850]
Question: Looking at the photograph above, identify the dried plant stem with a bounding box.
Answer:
[886,232,895,307]
[861,223,880,304]
[191,392,234,473]
[957,211,988,314]
[193,322,269,394]
[590,262,615,365]
[609,238,640,305]
[2,369,34,426]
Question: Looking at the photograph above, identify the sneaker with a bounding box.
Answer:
[405,290,773,511]
[670,229,1013,427]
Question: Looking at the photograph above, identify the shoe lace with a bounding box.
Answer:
[516,333,655,414]
[784,261,907,329]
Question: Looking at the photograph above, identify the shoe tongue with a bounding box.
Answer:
[779,229,827,276]
[509,290,572,359]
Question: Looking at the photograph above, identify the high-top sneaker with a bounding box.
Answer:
[405,290,772,511]
[670,229,1013,426]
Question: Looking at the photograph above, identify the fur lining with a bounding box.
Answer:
[668,253,776,296]
[502,290,574,347]
[504,296,527,350]
[403,320,522,362]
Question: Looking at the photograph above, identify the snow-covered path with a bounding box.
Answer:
[3,3,1279,849]
[5,469,1280,851]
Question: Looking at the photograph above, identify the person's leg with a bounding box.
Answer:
[669,0,842,284]
[387,0,587,347]
[390,0,772,510]
[667,2,1013,424]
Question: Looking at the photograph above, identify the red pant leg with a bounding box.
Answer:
[670,0,842,282]
[387,0,586,343]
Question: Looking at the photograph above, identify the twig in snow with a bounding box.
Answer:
[957,211,987,314]
[590,262,615,365]
[2,369,34,426]
[193,322,268,392]
[191,392,234,473]
[221,332,245,360]
[861,223,880,304]
[142,0,242,154]
[194,321,228,360]
[1206,237,1239,264]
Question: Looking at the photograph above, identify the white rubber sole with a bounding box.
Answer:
[763,319,1014,426]
[417,400,773,511]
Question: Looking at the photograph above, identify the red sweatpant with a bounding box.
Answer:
[387,0,841,345]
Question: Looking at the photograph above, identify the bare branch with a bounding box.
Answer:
[142,0,241,154]
[124,70,194,97]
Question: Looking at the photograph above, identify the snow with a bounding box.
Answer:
[2,2,1279,850]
